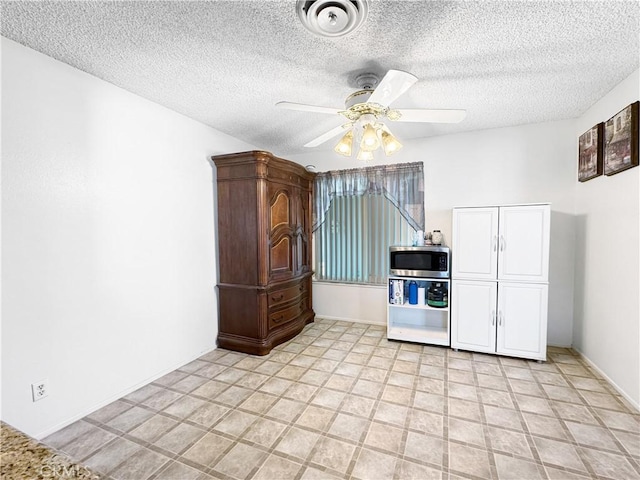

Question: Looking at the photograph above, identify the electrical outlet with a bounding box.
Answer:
[31,380,49,402]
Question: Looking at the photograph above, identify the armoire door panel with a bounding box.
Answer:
[270,190,290,230]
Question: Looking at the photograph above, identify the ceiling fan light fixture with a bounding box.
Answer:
[357,149,374,161]
[381,129,403,156]
[334,129,354,156]
[360,122,380,151]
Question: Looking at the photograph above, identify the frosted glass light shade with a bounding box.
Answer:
[360,123,380,151]
[334,130,354,156]
[356,149,374,161]
[381,129,403,156]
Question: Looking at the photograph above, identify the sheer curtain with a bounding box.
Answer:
[313,161,425,232]
[313,162,425,284]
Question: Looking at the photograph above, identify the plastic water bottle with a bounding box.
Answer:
[408,280,418,305]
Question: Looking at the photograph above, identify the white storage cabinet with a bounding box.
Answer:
[387,276,450,346]
[451,204,550,361]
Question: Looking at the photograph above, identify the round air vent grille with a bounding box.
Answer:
[296,0,369,37]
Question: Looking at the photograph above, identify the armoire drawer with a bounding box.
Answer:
[268,281,307,309]
[269,298,307,330]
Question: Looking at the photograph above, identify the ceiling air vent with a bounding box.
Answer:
[296,0,369,37]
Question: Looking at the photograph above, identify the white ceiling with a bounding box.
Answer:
[2,1,639,157]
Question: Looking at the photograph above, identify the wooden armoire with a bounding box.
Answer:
[212,150,316,355]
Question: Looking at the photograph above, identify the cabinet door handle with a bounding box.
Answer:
[492,235,497,252]
[491,310,496,326]
[498,311,503,326]
[499,235,505,251]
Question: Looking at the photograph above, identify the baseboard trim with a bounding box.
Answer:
[33,345,218,440]
[573,348,640,413]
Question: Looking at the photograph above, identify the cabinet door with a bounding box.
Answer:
[496,282,548,360]
[451,280,497,354]
[294,185,312,275]
[452,207,499,280]
[497,205,550,282]
[268,183,295,281]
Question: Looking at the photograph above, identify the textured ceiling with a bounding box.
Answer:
[2,1,639,157]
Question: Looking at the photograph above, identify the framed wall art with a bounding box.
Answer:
[578,123,603,182]
[604,101,639,176]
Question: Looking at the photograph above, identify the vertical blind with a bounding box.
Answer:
[314,194,415,284]
[312,162,424,285]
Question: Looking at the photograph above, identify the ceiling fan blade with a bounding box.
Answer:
[276,101,340,115]
[394,108,467,123]
[367,70,418,107]
[304,124,351,148]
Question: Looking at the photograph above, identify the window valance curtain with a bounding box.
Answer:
[313,161,425,232]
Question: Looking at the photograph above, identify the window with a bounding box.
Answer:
[313,162,424,285]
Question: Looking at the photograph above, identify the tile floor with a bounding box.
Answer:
[43,319,640,480]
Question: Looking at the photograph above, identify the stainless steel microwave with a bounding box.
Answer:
[389,245,450,278]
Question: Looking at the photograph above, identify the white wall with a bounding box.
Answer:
[1,38,256,438]
[294,120,577,347]
[572,69,639,408]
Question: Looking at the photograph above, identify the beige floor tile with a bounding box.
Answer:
[488,426,533,458]
[154,461,202,480]
[514,394,554,416]
[241,417,287,448]
[45,322,639,480]
[310,436,356,473]
[182,432,231,467]
[239,391,278,414]
[579,446,640,479]
[566,421,620,451]
[509,378,544,397]
[408,409,444,437]
[154,423,205,454]
[448,443,492,479]
[295,405,335,431]
[212,443,266,479]
[83,437,141,474]
[109,448,168,480]
[43,420,95,449]
[341,394,375,418]
[449,397,482,422]
[163,395,206,419]
[129,414,178,443]
[532,436,587,472]
[396,459,443,480]
[283,382,318,402]
[352,447,397,480]
[252,455,302,480]
[212,410,258,437]
[107,406,155,432]
[364,421,403,453]
[523,412,570,440]
[274,427,320,460]
[328,412,369,443]
[373,401,408,427]
[594,407,640,432]
[413,391,445,413]
[381,384,412,405]
[61,426,117,460]
[494,453,543,480]
[484,404,523,430]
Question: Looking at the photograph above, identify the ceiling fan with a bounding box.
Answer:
[276,69,466,159]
